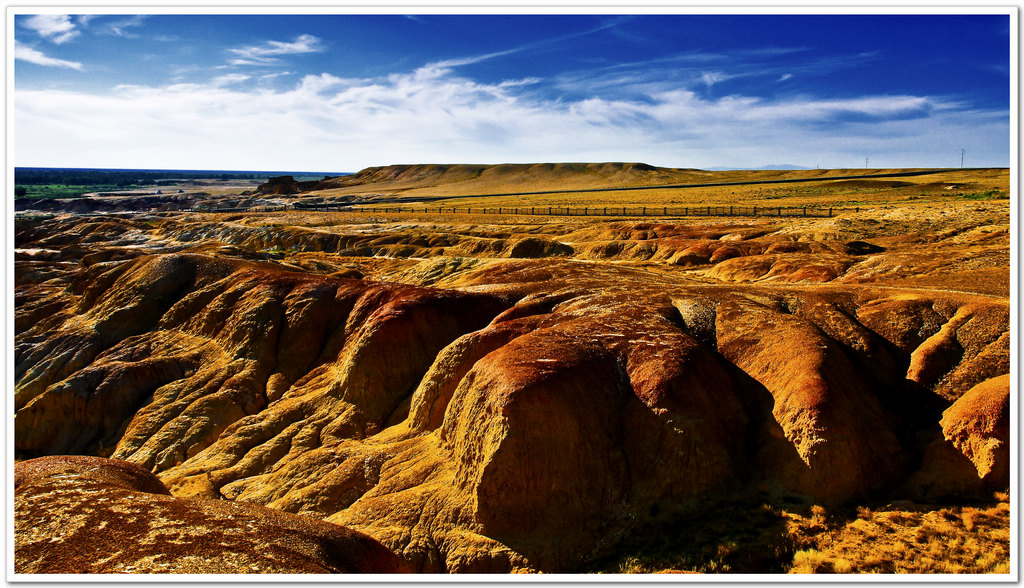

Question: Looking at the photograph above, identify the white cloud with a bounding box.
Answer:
[22,15,79,44]
[14,41,83,70]
[212,74,250,87]
[228,59,267,67]
[700,71,730,87]
[228,34,324,65]
[778,73,793,82]
[13,66,1009,171]
[106,16,147,38]
[260,71,294,81]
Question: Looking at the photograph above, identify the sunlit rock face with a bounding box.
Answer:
[13,202,1010,573]
[14,455,407,574]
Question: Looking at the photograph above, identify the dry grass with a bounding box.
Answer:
[782,492,1011,574]
[594,491,1010,575]
[311,167,1009,211]
[590,496,802,574]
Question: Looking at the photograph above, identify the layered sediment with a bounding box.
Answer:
[14,202,1010,573]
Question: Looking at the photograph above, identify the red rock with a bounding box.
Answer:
[15,455,406,574]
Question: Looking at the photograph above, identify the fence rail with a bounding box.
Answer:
[183,203,858,218]
[285,203,847,218]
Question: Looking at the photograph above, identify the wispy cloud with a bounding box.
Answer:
[212,73,250,87]
[228,34,324,65]
[548,46,889,110]
[421,17,636,77]
[260,71,294,81]
[102,15,147,38]
[14,40,83,70]
[22,15,79,44]
[14,63,1008,171]
[700,71,730,87]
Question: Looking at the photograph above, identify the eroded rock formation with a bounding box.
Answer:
[15,455,406,573]
[14,205,1010,573]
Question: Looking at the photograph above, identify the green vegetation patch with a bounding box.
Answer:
[956,190,1006,200]
[15,184,132,199]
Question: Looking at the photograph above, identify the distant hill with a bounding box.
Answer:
[315,162,720,197]
[330,162,689,188]
[304,162,968,201]
[706,164,812,171]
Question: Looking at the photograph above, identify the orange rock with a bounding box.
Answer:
[13,208,1012,573]
[15,455,406,574]
[715,296,904,501]
[909,374,1010,498]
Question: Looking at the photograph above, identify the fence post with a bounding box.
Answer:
[803,207,807,217]
[753,205,757,216]
[778,207,782,216]
[584,207,588,216]
[828,207,832,217]
[730,205,733,215]
[707,206,711,216]
[548,206,552,215]
[643,206,647,216]
[603,207,607,215]
[532,207,535,215]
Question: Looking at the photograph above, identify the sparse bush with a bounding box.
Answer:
[832,558,853,574]
[990,562,1010,574]
[977,551,1000,570]
[961,510,977,531]
[811,504,827,524]
[791,549,825,573]
[617,556,645,573]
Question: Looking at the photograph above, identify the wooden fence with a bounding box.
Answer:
[289,203,847,218]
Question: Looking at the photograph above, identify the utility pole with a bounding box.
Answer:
[961,148,965,168]
[865,157,868,169]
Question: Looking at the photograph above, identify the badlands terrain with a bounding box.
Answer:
[13,163,1011,574]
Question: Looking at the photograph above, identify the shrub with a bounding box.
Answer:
[791,549,825,573]
[832,558,853,574]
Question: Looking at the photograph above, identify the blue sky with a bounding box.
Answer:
[13,12,1012,171]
